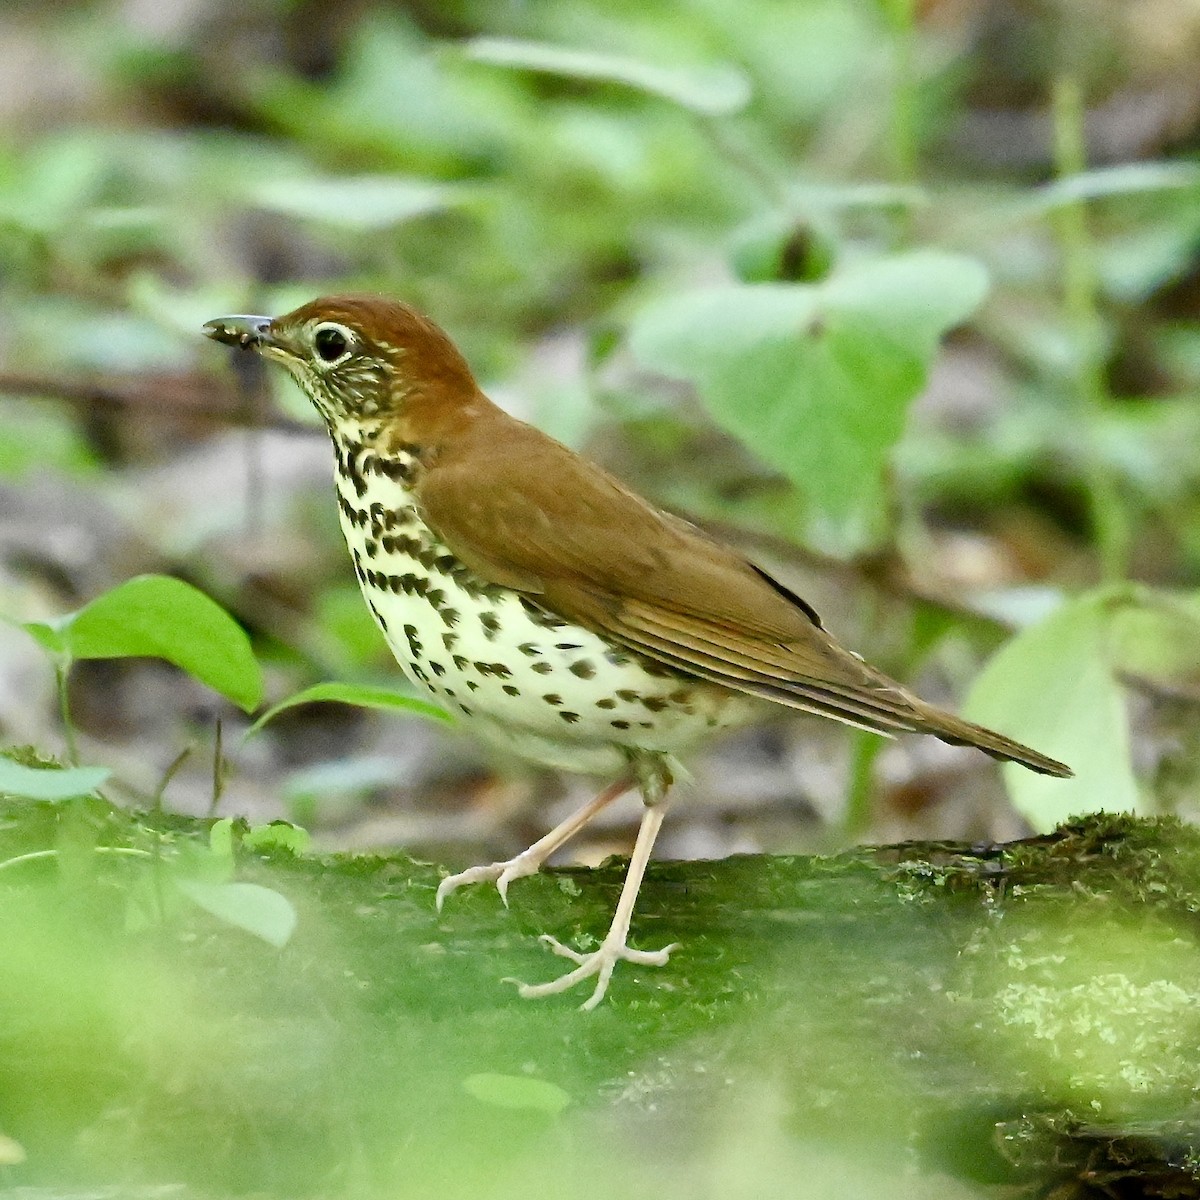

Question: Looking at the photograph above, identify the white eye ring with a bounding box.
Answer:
[312,322,355,366]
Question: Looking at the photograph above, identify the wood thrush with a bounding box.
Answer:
[205,296,1071,1009]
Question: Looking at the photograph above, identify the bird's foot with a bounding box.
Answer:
[506,932,680,1011]
[435,850,542,911]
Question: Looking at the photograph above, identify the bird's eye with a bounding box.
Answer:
[313,324,351,364]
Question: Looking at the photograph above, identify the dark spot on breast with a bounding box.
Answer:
[605,649,631,666]
[452,655,469,671]
[555,642,582,651]
[379,456,414,484]
[559,711,580,724]
[519,597,567,629]
[439,608,460,628]
[337,493,368,528]
[531,662,553,675]
[616,689,639,703]
[669,688,693,704]
[639,721,653,729]
[442,632,458,651]
[542,693,562,706]
[429,661,446,677]
[518,642,541,657]
[502,684,520,696]
[479,612,501,640]
[642,696,668,713]
[426,588,447,610]
[475,661,512,679]
[466,680,479,691]
[404,624,422,657]
[460,705,474,717]
[595,697,616,710]
[568,659,596,679]
[610,719,630,730]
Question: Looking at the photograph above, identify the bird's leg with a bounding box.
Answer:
[509,800,676,1011]
[435,775,632,910]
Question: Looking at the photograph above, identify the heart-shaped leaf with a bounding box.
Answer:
[49,575,262,713]
[963,590,1139,830]
[0,758,110,802]
[629,251,989,548]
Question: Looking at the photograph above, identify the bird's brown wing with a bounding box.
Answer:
[419,423,928,729]
[415,417,1070,775]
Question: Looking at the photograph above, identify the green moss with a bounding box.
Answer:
[1,796,1198,1196]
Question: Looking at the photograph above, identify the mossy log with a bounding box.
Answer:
[1,803,1198,1199]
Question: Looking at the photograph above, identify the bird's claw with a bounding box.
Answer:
[435,852,540,911]
[506,934,680,1011]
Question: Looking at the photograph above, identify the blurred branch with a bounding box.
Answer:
[1118,671,1200,708]
[0,370,312,434]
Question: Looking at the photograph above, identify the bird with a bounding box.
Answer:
[204,295,1071,1010]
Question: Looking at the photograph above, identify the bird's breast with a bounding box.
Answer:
[330,434,757,773]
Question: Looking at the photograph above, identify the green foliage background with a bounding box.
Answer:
[4,0,1200,1194]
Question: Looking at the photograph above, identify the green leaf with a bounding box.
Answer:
[246,682,451,737]
[175,879,297,948]
[0,758,110,801]
[242,821,311,856]
[963,591,1140,830]
[208,817,235,862]
[629,252,989,546]
[249,175,462,231]
[19,622,66,655]
[463,37,751,116]
[462,1073,571,1116]
[1031,161,1200,211]
[58,575,262,713]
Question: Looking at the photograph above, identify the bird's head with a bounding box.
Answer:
[204,295,480,435]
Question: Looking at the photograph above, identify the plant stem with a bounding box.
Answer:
[1051,74,1130,582]
[884,0,919,186]
[0,845,152,874]
[844,730,884,836]
[55,657,79,766]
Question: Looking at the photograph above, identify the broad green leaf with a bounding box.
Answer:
[629,252,988,545]
[463,37,751,116]
[462,1073,571,1116]
[249,176,462,231]
[247,682,451,737]
[0,759,110,801]
[175,879,297,948]
[59,576,262,713]
[963,591,1139,830]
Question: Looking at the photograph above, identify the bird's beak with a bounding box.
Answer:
[203,314,276,351]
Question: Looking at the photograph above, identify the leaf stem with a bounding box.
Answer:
[0,845,152,875]
[844,731,885,836]
[1051,74,1130,582]
[884,0,919,186]
[54,657,79,767]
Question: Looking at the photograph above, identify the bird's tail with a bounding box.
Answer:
[915,704,1072,777]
